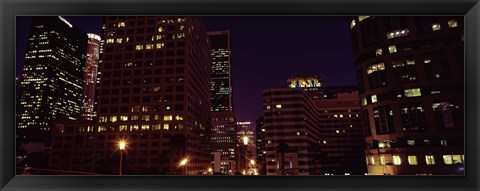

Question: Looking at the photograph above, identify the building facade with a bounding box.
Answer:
[255,117,266,175]
[81,33,101,121]
[208,30,233,112]
[350,16,464,175]
[49,16,212,175]
[17,16,87,149]
[313,92,366,175]
[263,88,323,175]
[210,111,238,174]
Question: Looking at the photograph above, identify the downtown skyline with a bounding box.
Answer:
[16,16,356,121]
[15,16,464,175]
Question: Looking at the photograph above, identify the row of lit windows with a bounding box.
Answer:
[362,88,425,106]
[98,114,183,123]
[367,154,464,166]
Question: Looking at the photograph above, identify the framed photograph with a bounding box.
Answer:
[1,0,479,191]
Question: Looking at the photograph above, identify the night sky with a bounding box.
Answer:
[16,16,356,121]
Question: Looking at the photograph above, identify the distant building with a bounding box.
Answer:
[210,111,238,174]
[16,16,87,150]
[350,16,464,175]
[80,33,101,121]
[313,92,366,175]
[49,16,212,175]
[255,117,266,175]
[263,88,322,175]
[208,30,233,112]
[236,121,256,154]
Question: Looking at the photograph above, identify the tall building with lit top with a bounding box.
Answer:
[208,30,233,112]
[287,75,322,88]
[81,33,101,120]
[16,16,87,148]
[350,16,464,175]
[49,16,212,175]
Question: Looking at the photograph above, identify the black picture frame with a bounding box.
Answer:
[1,0,479,190]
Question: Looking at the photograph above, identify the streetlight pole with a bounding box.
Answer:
[119,140,126,175]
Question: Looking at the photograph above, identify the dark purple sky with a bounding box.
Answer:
[16,16,356,121]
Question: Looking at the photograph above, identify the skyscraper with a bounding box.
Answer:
[350,16,464,175]
[17,16,87,148]
[49,16,212,175]
[81,33,101,120]
[208,30,233,112]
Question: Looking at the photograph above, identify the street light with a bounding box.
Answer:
[242,136,249,145]
[118,140,126,175]
[179,157,188,175]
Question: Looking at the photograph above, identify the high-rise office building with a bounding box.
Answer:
[17,16,87,148]
[236,121,256,154]
[49,16,212,175]
[350,16,464,175]
[313,92,366,175]
[81,33,101,120]
[263,88,323,175]
[208,30,233,112]
[210,111,238,174]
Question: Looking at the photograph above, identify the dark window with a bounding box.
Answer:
[400,103,427,132]
[361,21,380,47]
[367,63,387,89]
[362,110,372,136]
[373,106,395,135]
[424,51,450,79]
[432,101,462,129]
[385,16,407,31]
[392,58,417,83]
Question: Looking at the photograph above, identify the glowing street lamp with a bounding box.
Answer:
[179,157,188,175]
[242,136,249,145]
[118,140,126,175]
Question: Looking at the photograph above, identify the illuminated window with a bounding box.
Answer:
[440,139,447,146]
[350,20,356,29]
[376,48,382,56]
[131,115,138,121]
[116,38,123,43]
[431,23,441,31]
[98,126,106,132]
[130,125,139,131]
[118,22,125,27]
[120,116,128,121]
[367,63,385,74]
[443,155,453,165]
[142,106,149,112]
[448,20,458,28]
[335,130,340,134]
[153,124,161,130]
[110,116,117,122]
[154,115,160,121]
[158,27,164,32]
[408,155,418,165]
[175,115,183,121]
[275,104,282,109]
[156,43,165,49]
[164,115,173,121]
[99,116,107,123]
[358,16,370,21]
[266,105,271,110]
[369,156,375,165]
[371,95,377,103]
[407,140,415,146]
[452,155,462,164]
[141,125,149,131]
[146,44,154,49]
[379,156,386,165]
[386,29,409,39]
[425,155,435,165]
[361,97,367,106]
[404,88,421,97]
[119,125,128,131]
[135,45,144,50]
[142,115,150,121]
[388,45,397,53]
[106,39,114,44]
[163,124,169,130]
[393,155,401,165]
